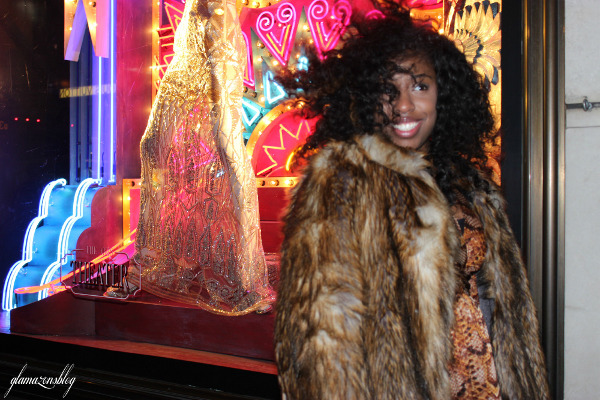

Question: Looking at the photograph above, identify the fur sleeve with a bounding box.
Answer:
[473,186,551,400]
[275,147,370,400]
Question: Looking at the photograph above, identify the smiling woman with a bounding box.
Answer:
[273,4,550,399]
[378,56,438,151]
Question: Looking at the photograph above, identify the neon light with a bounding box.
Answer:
[255,3,298,67]
[404,0,442,7]
[14,230,137,296]
[264,70,286,107]
[40,178,100,300]
[258,120,310,176]
[297,56,309,71]
[2,179,66,310]
[110,0,116,183]
[365,9,385,20]
[307,0,351,59]
[156,0,184,86]
[242,31,255,88]
[242,97,263,128]
[163,0,184,32]
[97,54,103,182]
[265,25,292,59]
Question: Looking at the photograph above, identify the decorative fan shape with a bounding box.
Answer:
[451,1,501,85]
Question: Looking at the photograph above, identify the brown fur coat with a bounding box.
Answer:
[275,134,550,399]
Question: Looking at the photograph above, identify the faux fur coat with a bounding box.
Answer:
[274,134,550,399]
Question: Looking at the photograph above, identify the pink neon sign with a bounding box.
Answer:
[255,2,299,67]
[240,0,353,68]
[306,0,351,58]
[402,0,443,9]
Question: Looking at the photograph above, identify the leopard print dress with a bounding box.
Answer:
[449,195,501,399]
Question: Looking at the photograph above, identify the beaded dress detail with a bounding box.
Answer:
[449,194,501,399]
[132,0,273,315]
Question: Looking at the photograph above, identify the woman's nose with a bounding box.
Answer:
[394,92,415,114]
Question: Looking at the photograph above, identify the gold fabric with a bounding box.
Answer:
[133,0,274,315]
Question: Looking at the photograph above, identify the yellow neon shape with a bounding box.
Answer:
[257,119,310,176]
[266,24,291,58]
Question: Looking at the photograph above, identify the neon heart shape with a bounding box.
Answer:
[307,0,352,59]
[255,2,299,67]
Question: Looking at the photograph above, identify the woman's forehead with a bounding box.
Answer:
[389,55,436,77]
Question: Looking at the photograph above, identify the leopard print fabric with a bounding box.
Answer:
[449,196,501,400]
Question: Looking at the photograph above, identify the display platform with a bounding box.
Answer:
[2,291,280,399]
[10,290,277,361]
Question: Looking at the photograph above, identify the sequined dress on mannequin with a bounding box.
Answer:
[129,0,274,315]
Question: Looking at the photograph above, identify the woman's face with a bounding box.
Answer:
[378,57,437,152]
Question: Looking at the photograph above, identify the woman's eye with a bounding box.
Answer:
[414,82,428,91]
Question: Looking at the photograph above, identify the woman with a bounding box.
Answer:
[274,9,550,399]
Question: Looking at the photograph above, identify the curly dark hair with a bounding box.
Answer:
[278,6,498,203]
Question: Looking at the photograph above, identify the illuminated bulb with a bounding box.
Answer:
[303,24,309,31]
[309,39,314,44]
[438,28,444,34]
[272,60,279,66]
[270,180,278,186]
[284,179,292,186]
[253,1,259,7]
[437,15,442,19]
[259,96,265,103]
[214,8,224,15]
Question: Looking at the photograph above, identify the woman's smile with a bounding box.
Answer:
[392,118,422,137]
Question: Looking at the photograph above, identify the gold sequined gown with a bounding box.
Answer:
[132,0,273,315]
